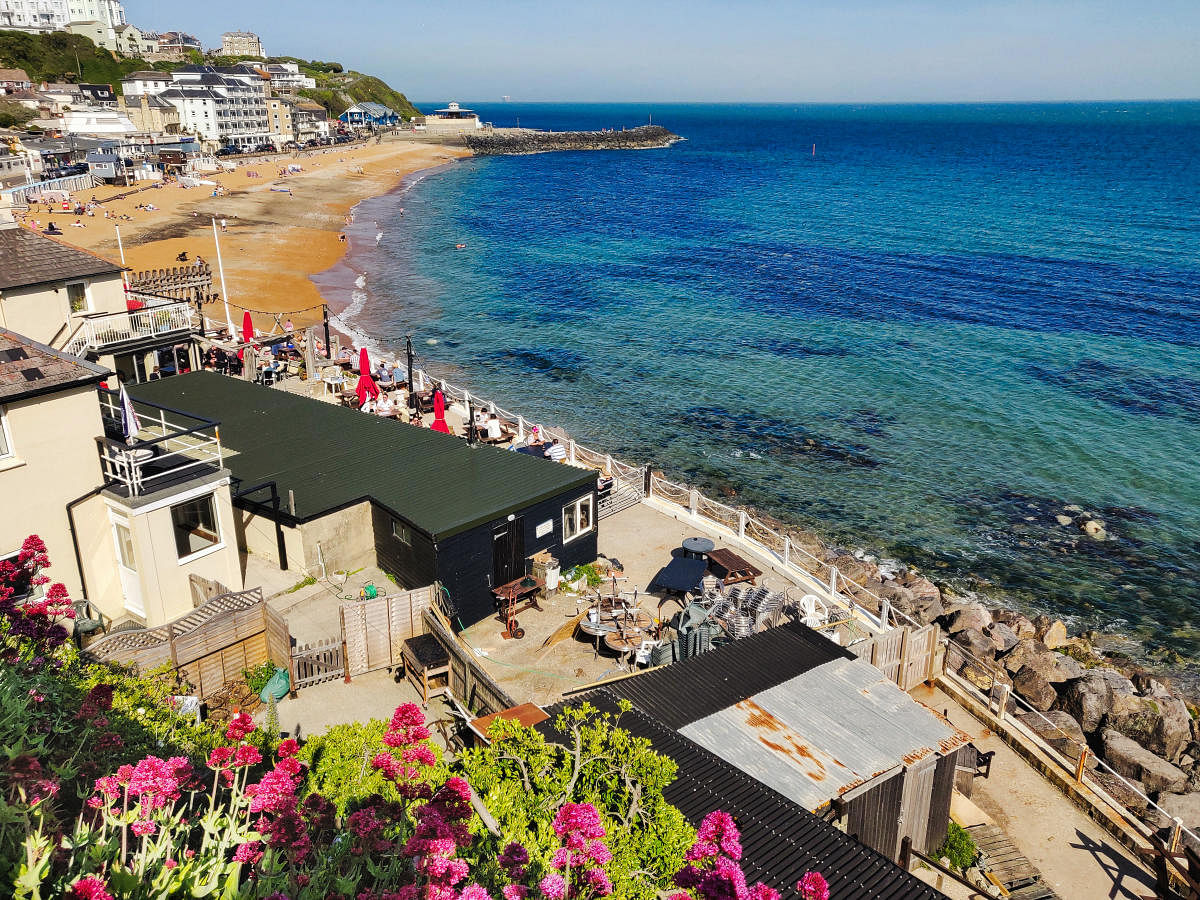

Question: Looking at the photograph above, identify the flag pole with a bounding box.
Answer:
[211,217,235,336]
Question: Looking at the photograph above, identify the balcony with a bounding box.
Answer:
[97,390,223,498]
[63,301,195,359]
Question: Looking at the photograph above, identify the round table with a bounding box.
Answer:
[682,536,716,559]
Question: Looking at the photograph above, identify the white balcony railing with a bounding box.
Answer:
[63,302,194,358]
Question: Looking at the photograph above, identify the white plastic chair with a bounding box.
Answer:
[798,594,828,629]
[634,639,662,667]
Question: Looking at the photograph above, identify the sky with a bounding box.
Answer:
[124,1,1200,103]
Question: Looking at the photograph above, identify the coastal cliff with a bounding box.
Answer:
[463,124,682,156]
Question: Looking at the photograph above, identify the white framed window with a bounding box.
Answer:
[562,495,593,544]
[391,518,411,546]
[171,493,221,560]
[0,406,11,459]
[66,280,89,314]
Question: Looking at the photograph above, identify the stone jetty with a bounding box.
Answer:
[464,125,682,156]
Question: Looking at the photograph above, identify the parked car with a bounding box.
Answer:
[215,147,238,157]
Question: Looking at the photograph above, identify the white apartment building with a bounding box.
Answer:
[122,70,171,96]
[0,0,71,33]
[67,0,123,29]
[148,68,270,150]
[264,63,316,92]
[220,31,264,58]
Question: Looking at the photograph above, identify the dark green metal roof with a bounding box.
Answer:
[130,372,596,540]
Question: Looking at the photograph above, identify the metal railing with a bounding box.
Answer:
[63,301,194,358]
[96,389,223,497]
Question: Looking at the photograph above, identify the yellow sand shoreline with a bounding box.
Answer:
[33,139,471,332]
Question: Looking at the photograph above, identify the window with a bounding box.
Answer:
[66,281,88,314]
[391,518,411,546]
[562,495,593,544]
[113,520,135,570]
[0,406,10,459]
[171,494,220,559]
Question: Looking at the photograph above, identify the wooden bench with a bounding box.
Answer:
[401,633,450,706]
[706,547,763,586]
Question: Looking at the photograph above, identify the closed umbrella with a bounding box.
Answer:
[358,346,370,378]
[118,383,141,442]
[355,374,379,407]
[239,311,254,361]
[430,387,450,433]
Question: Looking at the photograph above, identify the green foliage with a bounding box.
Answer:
[285,575,317,593]
[564,564,605,588]
[243,659,278,694]
[298,74,420,120]
[456,702,695,900]
[938,822,978,871]
[0,100,34,128]
[0,29,150,93]
[299,719,447,814]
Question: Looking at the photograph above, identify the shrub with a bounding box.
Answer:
[243,659,277,694]
[939,821,978,870]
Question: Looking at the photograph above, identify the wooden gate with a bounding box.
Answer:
[851,625,940,691]
[341,586,435,677]
[290,638,345,690]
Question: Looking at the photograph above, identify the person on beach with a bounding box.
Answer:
[220,218,228,232]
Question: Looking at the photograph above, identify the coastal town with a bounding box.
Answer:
[0,8,1196,900]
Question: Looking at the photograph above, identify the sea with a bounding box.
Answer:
[324,102,1200,671]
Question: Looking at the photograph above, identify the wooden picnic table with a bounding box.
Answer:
[706,547,762,586]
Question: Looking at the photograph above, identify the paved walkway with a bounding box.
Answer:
[913,685,1156,900]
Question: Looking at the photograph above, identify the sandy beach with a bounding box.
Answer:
[30,139,470,332]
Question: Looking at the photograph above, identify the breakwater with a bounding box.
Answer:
[463,125,682,156]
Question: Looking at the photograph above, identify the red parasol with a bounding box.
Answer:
[429,388,450,433]
[355,374,379,407]
[238,311,254,361]
[358,346,370,377]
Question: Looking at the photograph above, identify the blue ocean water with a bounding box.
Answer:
[342,102,1200,660]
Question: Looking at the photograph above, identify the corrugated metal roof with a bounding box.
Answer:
[603,620,853,730]
[679,656,971,812]
[130,372,595,540]
[542,691,940,900]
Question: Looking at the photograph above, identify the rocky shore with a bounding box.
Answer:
[464,125,683,156]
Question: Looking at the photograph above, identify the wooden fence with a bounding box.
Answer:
[423,609,515,717]
[290,638,345,691]
[340,585,435,677]
[127,264,214,300]
[86,588,290,700]
[850,624,940,692]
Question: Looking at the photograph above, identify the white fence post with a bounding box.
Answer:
[688,489,699,518]
[569,440,577,464]
[784,536,791,568]
[605,454,613,475]
[738,510,747,540]
[517,416,526,440]
[830,566,838,597]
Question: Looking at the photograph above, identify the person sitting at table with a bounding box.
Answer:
[375,393,395,416]
[337,346,354,362]
[528,424,544,446]
[544,437,567,462]
[486,413,503,441]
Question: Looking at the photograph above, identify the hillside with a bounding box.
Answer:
[298,74,420,119]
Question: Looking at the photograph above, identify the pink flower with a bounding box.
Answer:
[234,841,264,864]
[208,746,235,769]
[746,886,779,900]
[795,872,828,900]
[552,803,605,840]
[277,738,299,758]
[499,841,530,874]
[164,859,177,870]
[234,744,262,767]
[245,768,298,814]
[226,712,255,742]
[459,885,492,900]
[130,819,156,836]
[586,869,613,897]
[276,756,301,776]
[125,755,191,812]
[68,876,113,900]
[503,887,529,900]
[539,874,567,900]
[687,811,742,862]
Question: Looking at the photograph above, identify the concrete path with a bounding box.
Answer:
[913,685,1156,900]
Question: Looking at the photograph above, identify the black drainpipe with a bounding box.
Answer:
[66,486,106,602]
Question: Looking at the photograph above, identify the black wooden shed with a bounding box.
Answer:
[132,373,599,626]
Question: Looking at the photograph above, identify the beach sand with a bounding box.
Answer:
[33,139,470,332]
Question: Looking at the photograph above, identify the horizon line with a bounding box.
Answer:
[411,97,1200,106]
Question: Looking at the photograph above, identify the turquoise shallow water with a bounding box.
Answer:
[339,102,1200,662]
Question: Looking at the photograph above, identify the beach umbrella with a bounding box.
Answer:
[430,388,450,433]
[355,374,379,407]
[358,346,370,378]
[118,384,141,442]
[238,311,254,361]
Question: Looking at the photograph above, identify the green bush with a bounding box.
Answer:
[243,659,278,694]
[938,821,978,870]
[299,718,447,814]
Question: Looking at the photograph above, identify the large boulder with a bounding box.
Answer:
[952,627,996,662]
[1017,711,1092,766]
[831,554,881,587]
[1055,670,1115,734]
[1095,667,1137,698]
[1159,792,1200,831]
[1091,770,1148,814]
[1002,640,1071,683]
[1013,666,1058,711]
[993,609,1037,639]
[1101,729,1188,794]
[945,603,993,634]
[986,621,1020,653]
[1031,614,1070,649]
[1054,653,1085,681]
[1003,639,1049,674]
[1103,693,1193,762]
